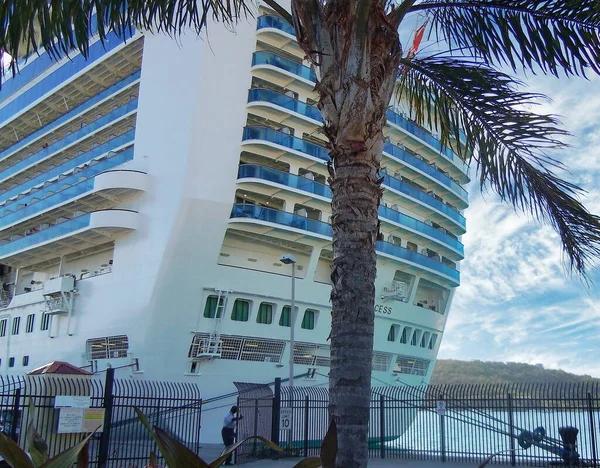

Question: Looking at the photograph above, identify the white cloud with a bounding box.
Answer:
[440,75,600,378]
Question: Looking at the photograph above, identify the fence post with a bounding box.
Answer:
[97,367,115,468]
[304,395,309,458]
[440,412,446,463]
[588,392,598,467]
[253,399,259,455]
[507,392,516,467]
[10,388,21,442]
[271,377,281,458]
[380,394,386,459]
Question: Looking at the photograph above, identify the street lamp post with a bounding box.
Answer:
[280,254,297,388]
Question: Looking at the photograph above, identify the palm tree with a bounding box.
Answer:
[3,1,600,466]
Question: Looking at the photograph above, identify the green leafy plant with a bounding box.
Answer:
[133,407,284,467]
[0,426,93,468]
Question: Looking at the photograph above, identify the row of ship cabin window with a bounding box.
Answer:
[204,296,317,329]
[0,313,51,336]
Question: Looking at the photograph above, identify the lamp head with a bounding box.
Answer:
[279,254,297,265]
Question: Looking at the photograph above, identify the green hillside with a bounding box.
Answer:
[430,359,600,385]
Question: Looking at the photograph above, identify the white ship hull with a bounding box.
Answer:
[0,1,467,444]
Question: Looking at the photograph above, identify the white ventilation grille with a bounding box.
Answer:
[294,343,331,367]
[86,335,129,360]
[394,355,430,376]
[189,333,285,363]
[372,352,392,372]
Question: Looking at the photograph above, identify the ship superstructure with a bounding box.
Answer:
[0,2,468,442]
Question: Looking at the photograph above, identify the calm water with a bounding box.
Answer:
[388,409,600,463]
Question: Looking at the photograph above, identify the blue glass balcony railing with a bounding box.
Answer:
[0,72,140,164]
[248,88,322,122]
[0,213,92,258]
[242,126,329,161]
[0,100,137,183]
[230,203,460,283]
[231,203,332,236]
[0,149,134,227]
[1,12,114,103]
[377,206,463,256]
[237,164,330,198]
[257,15,295,36]
[380,173,466,229]
[0,30,136,126]
[253,16,466,166]
[0,131,135,204]
[237,165,464,255]
[376,241,460,283]
[247,89,466,200]
[383,142,467,200]
[385,111,458,161]
[240,127,464,228]
[252,51,317,83]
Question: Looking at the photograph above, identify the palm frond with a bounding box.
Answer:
[0,0,256,70]
[410,0,600,77]
[398,56,600,276]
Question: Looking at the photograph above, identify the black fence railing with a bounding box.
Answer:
[250,381,600,466]
[0,370,202,467]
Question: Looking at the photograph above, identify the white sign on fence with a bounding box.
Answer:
[54,396,91,409]
[436,400,446,416]
[57,407,105,434]
[279,408,292,431]
[57,408,84,433]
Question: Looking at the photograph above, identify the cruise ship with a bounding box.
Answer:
[0,3,468,442]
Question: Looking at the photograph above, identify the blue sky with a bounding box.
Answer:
[439,74,600,377]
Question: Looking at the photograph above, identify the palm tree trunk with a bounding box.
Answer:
[328,121,385,468]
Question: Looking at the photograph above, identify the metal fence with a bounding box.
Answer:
[0,370,202,468]
[270,381,600,466]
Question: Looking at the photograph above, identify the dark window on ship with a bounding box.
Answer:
[256,303,273,324]
[400,327,411,344]
[231,299,250,322]
[86,335,129,360]
[429,334,438,350]
[301,309,316,330]
[26,314,35,333]
[203,295,223,319]
[411,330,419,346]
[279,306,291,327]
[8,357,14,368]
[41,313,51,331]
[0,319,6,337]
[22,356,29,366]
[387,326,396,342]
[11,317,20,335]
[420,332,429,348]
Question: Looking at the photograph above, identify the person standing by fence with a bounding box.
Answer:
[222,405,243,465]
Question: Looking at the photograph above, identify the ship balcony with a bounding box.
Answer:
[237,165,464,260]
[241,126,329,166]
[246,89,468,207]
[0,36,143,155]
[386,110,470,183]
[240,128,466,233]
[0,132,135,205]
[256,15,303,56]
[0,159,142,236]
[229,203,460,287]
[251,51,317,93]
[0,101,137,188]
[0,209,139,268]
[248,47,468,181]
[0,73,140,173]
